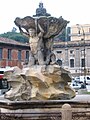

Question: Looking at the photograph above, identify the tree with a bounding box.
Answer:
[0,32,29,43]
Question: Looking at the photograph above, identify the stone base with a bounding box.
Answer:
[4,65,75,101]
[0,100,90,120]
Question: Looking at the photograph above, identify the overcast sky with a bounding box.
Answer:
[0,0,90,33]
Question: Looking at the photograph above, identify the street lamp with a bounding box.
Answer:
[76,24,86,88]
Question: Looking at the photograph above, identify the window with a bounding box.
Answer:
[18,50,21,60]
[26,51,29,61]
[81,50,85,55]
[81,58,85,67]
[70,59,74,67]
[0,48,2,60]
[56,51,62,53]
[0,79,8,89]
[2,79,8,89]
[70,50,74,54]
[8,49,11,60]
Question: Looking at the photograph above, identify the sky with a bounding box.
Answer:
[0,0,90,34]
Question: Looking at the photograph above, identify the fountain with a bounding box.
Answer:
[4,2,75,101]
[0,2,76,119]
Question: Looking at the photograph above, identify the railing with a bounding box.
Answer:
[0,100,90,120]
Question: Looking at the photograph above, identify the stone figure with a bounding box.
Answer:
[14,16,69,66]
[33,2,51,17]
[19,23,45,66]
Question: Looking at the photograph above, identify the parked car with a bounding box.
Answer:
[70,80,81,91]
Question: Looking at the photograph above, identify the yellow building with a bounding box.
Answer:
[71,24,90,41]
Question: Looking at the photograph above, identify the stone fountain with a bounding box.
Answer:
[4,3,75,101]
[0,3,76,119]
[4,19,75,100]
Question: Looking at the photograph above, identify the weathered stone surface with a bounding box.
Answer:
[4,65,75,100]
[14,16,69,39]
[4,67,31,101]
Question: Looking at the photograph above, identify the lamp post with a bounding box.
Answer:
[76,24,86,88]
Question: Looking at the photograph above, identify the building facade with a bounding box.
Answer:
[53,40,90,77]
[53,24,90,77]
[0,37,30,68]
[71,24,90,41]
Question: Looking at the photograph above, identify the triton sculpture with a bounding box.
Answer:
[4,3,75,101]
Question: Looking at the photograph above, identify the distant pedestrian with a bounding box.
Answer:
[81,83,86,89]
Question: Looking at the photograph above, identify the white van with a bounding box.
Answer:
[74,76,80,82]
[75,76,90,85]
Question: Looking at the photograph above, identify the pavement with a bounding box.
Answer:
[71,94,90,102]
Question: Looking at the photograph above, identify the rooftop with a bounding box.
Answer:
[0,37,29,47]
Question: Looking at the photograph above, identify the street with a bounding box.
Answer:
[71,94,90,101]
[86,85,90,92]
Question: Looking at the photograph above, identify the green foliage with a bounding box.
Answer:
[0,32,29,43]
